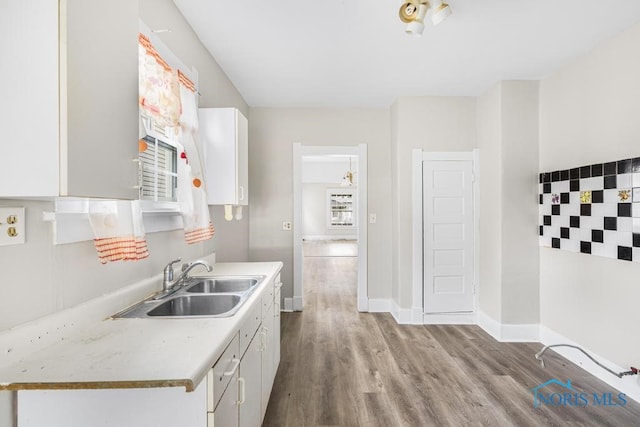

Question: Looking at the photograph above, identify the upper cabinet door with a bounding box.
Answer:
[199,108,249,206]
[0,0,139,199]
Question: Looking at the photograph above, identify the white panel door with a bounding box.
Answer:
[423,160,474,313]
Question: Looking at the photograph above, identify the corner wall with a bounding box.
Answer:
[539,23,640,367]
[476,81,540,331]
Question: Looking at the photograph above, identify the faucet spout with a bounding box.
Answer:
[156,259,213,299]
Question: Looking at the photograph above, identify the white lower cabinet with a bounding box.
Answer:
[16,273,283,427]
[239,328,262,427]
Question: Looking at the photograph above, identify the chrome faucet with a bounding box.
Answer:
[156,258,213,299]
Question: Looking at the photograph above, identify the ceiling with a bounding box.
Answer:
[173,0,640,108]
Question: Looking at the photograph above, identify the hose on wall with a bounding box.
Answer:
[535,344,638,378]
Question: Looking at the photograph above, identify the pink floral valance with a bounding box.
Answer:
[138,33,180,128]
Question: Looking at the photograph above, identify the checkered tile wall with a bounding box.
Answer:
[539,157,640,262]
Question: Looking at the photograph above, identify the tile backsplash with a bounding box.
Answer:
[539,157,640,262]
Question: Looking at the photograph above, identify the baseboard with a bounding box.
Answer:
[539,326,640,404]
[293,296,303,311]
[390,300,417,324]
[283,298,293,312]
[477,311,540,342]
[423,312,476,325]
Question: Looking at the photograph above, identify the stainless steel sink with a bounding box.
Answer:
[113,275,265,319]
[147,294,242,317]
[185,276,262,293]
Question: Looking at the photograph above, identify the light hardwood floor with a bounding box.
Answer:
[263,242,640,426]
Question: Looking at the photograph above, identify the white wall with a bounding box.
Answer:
[391,97,478,308]
[248,108,392,301]
[539,23,640,367]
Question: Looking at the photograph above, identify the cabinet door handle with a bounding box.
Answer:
[223,358,240,377]
[259,328,268,351]
[237,377,246,405]
[275,281,283,290]
[239,186,244,201]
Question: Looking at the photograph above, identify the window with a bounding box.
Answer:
[327,189,356,228]
[138,115,179,212]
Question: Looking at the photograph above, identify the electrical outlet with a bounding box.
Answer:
[282,221,292,231]
[0,207,25,246]
[369,213,377,224]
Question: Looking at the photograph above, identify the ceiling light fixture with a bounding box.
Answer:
[430,0,452,25]
[398,0,452,36]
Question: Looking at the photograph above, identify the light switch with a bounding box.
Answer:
[282,221,292,231]
[369,213,377,224]
[0,207,25,246]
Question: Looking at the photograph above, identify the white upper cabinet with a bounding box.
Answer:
[0,0,139,199]
[199,108,249,206]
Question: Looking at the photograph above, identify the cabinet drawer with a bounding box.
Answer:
[207,334,240,412]
[239,301,261,357]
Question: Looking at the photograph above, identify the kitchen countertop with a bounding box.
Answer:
[0,260,283,392]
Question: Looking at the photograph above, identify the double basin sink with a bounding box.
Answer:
[114,276,265,319]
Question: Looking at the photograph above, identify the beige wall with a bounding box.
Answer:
[391,97,478,308]
[477,84,503,322]
[476,81,540,325]
[248,108,392,301]
[539,23,640,366]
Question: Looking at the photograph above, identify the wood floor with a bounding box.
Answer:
[263,242,640,426]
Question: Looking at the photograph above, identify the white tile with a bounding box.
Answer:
[591,204,604,217]
[618,217,633,232]
[582,177,594,190]
[558,216,569,227]
[604,230,617,245]
[604,189,618,204]
[566,203,580,216]
[633,173,640,188]
[618,231,633,247]
[602,239,618,259]
[550,225,560,238]
[592,242,605,257]
[564,238,580,253]
[551,182,561,194]
[580,216,592,229]
[539,235,551,248]
[618,173,632,188]
[604,203,617,217]
[633,203,640,218]
[633,218,640,233]
[557,181,569,193]
[591,216,604,230]
[589,176,604,191]
[570,192,580,204]
[580,227,592,241]
[634,187,640,202]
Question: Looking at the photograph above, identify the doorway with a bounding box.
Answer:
[292,144,368,312]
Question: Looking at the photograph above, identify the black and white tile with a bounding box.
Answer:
[539,157,640,262]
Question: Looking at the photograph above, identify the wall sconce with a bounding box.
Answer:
[399,0,452,36]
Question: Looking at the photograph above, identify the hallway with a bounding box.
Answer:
[262,242,640,426]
